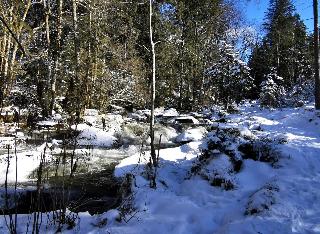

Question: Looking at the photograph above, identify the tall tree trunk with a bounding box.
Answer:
[44,0,51,45]
[149,0,157,173]
[2,7,14,81]
[276,31,280,71]
[73,0,80,87]
[89,0,98,109]
[69,0,81,116]
[84,0,93,110]
[50,0,63,114]
[0,25,8,74]
[42,0,51,117]
[314,0,320,109]
[7,0,31,94]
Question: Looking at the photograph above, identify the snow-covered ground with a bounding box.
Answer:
[101,103,320,234]
[1,103,320,233]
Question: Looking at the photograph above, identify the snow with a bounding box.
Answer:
[76,125,117,147]
[128,112,147,121]
[72,115,123,147]
[174,116,200,124]
[84,109,99,116]
[1,102,320,233]
[175,127,207,143]
[162,108,179,117]
[37,120,58,127]
[104,114,124,133]
[147,124,178,145]
[0,143,54,183]
[106,102,320,234]
[0,137,15,148]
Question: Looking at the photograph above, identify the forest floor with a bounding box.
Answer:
[1,102,320,233]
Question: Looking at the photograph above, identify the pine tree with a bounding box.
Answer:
[205,42,254,108]
[259,68,286,107]
[249,0,312,100]
[154,0,239,110]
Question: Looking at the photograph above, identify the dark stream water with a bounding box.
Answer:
[0,119,197,216]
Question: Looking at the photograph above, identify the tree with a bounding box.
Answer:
[205,42,254,108]
[249,0,312,100]
[0,0,252,118]
[152,0,241,110]
[0,1,32,107]
[149,0,157,188]
[65,0,81,116]
[313,0,320,109]
[259,68,286,107]
[50,0,63,115]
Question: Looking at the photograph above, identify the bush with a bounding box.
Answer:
[259,68,286,108]
[238,141,280,165]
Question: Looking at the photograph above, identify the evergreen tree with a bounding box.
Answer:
[248,0,312,100]
[259,68,286,107]
[205,42,254,108]
[155,0,239,110]
[0,0,251,116]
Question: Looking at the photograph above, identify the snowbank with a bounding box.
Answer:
[162,108,179,117]
[1,102,320,234]
[107,102,320,234]
[76,125,117,147]
[174,116,199,124]
[175,127,207,143]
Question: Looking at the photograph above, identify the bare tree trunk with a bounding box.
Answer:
[73,0,80,87]
[2,7,14,80]
[314,0,320,109]
[89,0,98,108]
[178,40,184,110]
[0,28,8,73]
[84,0,94,110]
[44,0,51,45]
[66,0,81,116]
[3,34,12,91]
[50,0,63,114]
[276,31,280,71]
[149,0,157,177]
[41,0,51,117]
[7,0,31,95]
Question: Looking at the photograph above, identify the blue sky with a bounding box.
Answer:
[243,0,317,33]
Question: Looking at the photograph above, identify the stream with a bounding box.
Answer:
[0,128,186,215]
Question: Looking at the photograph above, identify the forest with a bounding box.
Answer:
[0,0,319,233]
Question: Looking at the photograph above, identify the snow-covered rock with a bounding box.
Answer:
[37,120,58,127]
[121,122,149,144]
[77,127,116,147]
[128,112,147,121]
[162,108,179,117]
[174,116,199,124]
[175,127,207,143]
[245,183,279,215]
[83,115,97,126]
[104,114,124,133]
[199,154,236,190]
[53,113,62,121]
[147,125,179,145]
[84,109,99,116]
